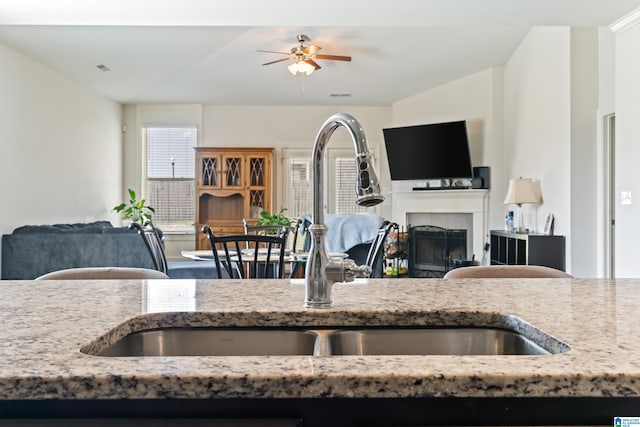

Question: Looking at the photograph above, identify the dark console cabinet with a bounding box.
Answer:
[490,230,566,271]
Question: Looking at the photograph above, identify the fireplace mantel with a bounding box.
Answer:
[390,183,490,261]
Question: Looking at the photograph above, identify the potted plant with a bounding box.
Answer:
[112,188,155,224]
[256,208,295,227]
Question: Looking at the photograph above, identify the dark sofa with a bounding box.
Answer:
[1,221,156,280]
[1,221,219,280]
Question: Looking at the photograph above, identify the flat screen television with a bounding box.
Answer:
[383,120,473,181]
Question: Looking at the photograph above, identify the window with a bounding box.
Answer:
[281,148,378,218]
[144,126,197,233]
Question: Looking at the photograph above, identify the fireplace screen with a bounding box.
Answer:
[408,225,467,278]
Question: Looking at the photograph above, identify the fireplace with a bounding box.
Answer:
[391,183,489,262]
[408,226,467,277]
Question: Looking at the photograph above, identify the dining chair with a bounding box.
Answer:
[36,266,170,280]
[443,264,573,279]
[129,222,169,275]
[364,221,395,278]
[242,218,297,249]
[202,225,288,279]
[243,218,303,277]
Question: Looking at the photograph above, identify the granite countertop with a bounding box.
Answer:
[0,277,638,400]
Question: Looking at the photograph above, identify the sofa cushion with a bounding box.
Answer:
[102,226,136,234]
[12,221,113,234]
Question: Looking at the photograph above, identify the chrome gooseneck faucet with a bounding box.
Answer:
[304,113,385,308]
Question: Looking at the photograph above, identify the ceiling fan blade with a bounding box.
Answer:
[257,49,290,55]
[302,44,322,55]
[262,57,291,66]
[304,58,322,70]
[315,54,352,62]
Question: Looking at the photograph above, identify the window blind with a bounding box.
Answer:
[146,127,196,178]
[144,126,196,232]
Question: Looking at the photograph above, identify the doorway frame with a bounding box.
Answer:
[603,113,615,278]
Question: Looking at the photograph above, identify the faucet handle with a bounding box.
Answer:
[355,264,373,278]
[342,259,372,280]
[325,258,372,283]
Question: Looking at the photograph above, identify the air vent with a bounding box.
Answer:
[330,93,352,98]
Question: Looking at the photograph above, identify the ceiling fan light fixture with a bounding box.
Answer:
[288,60,315,76]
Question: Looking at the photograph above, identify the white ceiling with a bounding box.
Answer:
[0,0,639,106]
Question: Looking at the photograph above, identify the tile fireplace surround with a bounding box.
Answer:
[390,182,490,262]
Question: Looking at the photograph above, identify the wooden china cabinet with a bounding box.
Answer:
[195,147,274,249]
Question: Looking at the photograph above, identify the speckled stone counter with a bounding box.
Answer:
[1,276,638,404]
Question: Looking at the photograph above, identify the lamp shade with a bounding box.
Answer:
[503,178,541,205]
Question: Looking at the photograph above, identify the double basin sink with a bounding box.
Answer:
[87,325,569,357]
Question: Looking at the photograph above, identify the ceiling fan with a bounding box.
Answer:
[259,34,352,75]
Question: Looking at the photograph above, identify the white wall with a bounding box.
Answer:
[391,68,505,239]
[570,27,600,278]
[614,14,640,277]
[503,27,573,271]
[0,40,123,273]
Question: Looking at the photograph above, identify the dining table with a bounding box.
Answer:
[181,250,348,278]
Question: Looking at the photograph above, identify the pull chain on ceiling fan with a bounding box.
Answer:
[259,34,351,76]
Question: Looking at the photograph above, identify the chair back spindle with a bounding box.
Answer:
[129,222,169,274]
[203,225,287,279]
[365,221,395,277]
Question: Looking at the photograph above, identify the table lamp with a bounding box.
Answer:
[503,177,542,233]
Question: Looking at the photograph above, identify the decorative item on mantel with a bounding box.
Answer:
[503,177,542,233]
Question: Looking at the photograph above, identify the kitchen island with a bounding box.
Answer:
[0,277,639,425]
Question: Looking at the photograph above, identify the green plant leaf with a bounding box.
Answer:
[113,188,155,223]
[255,208,293,226]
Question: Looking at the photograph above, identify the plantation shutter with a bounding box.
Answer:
[333,156,368,214]
[282,156,313,219]
[282,148,378,217]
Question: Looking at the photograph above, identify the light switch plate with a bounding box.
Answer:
[622,191,632,205]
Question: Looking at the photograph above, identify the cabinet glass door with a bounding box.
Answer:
[247,154,269,219]
[199,155,221,189]
[222,155,244,189]
[248,156,267,187]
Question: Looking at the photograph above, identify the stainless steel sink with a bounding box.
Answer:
[95,328,317,357]
[87,325,567,357]
[326,327,552,355]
